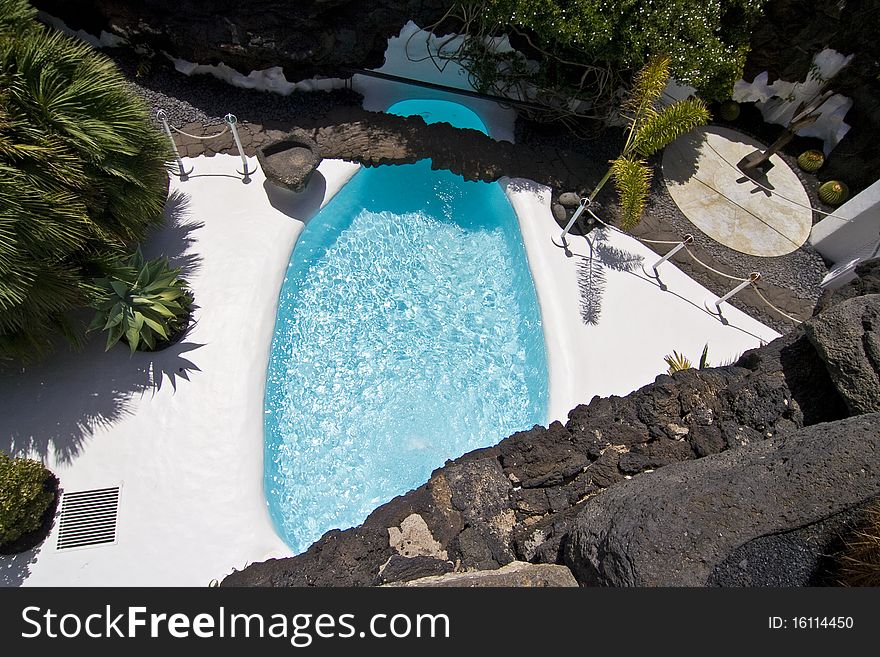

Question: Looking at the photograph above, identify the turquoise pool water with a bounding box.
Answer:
[264,99,548,553]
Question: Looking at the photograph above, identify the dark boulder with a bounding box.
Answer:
[804,294,880,414]
[564,414,880,586]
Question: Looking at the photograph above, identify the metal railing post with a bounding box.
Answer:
[224,113,255,183]
[715,272,761,312]
[157,110,192,179]
[651,234,694,276]
[559,197,589,245]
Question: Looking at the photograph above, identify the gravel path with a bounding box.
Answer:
[110,51,362,129]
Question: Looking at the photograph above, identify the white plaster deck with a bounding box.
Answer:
[1,153,779,587]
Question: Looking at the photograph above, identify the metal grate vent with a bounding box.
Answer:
[56,486,120,551]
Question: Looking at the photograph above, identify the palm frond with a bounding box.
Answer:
[634,98,710,157]
[624,54,670,116]
[610,156,652,230]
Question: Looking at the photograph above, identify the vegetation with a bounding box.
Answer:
[665,343,710,374]
[819,180,849,206]
[797,149,825,172]
[588,56,709,228]
[91,249,192,353]
[835,503,880,587]
[0,0,169,363]
[0,452,54,548]
[423,0,765,128]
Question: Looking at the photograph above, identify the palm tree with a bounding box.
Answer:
[0,0,169,362]
[563,56,710,236]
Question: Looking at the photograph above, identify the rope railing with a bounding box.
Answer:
[566,202,804,325]
[701,139,854,224]
[156,109,255,183]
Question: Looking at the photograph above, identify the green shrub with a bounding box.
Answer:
[0,0,169,363]
[819,180,849,206]
[797,149,824,172]
[0,452,54,547]
[438,0,765,126]
[91,249,192,353]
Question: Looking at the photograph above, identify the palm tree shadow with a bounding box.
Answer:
[141,189,204,278]
[0,189,205,465]
[0,338,204,464]
[574,228,644,325]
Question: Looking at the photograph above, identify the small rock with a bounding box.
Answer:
[552,203,568,222]
[558,192,582,207]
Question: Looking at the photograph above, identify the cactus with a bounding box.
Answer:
[819,180,849,206]
[797,149,825,172]
[718,100,740,121]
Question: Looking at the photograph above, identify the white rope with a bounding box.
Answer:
[682,244,750,282]
[584,202,805,324]
[168,124,230,140]
[586,209,682,245]
[701,139,854,223]
[751,284,804,324]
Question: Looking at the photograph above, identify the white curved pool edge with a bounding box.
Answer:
[502,177,781,423]
[501,178,579,424]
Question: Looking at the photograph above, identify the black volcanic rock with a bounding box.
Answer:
[804,294,880,414]
[564,414,880,586]
[33,0,455,81]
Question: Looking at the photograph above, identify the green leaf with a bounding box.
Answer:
[110,280,129,299]
[634,98,710,157]
[142,316,168,340]
[610,156,652,230]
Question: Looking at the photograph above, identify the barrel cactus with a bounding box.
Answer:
[797,149,825,172]
[718,100,740,122]
[819,180,849,206]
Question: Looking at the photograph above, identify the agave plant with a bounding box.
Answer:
[0,0,169,363]
[588,56,710,229]
[91,250,192,353]
[664,344,710,374]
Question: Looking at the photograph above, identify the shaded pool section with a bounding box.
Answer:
[264,100,548,552]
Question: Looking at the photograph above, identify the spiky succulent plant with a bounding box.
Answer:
[91,249,192,353]
[586,55,710,229]
[797,149,825,173]
[819,180,849,206]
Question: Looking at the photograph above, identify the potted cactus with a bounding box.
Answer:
[797,149,825,172]
[819,180,849,206]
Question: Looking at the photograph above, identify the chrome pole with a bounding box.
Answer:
[157,109,192,179]
[225,113,255,183]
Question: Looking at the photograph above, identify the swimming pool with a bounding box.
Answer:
[264,99,548,553]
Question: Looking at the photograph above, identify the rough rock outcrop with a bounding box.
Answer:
[815,258,880,314]
[804,294,880,414]
[33,0,454,81]
[384,561,578,587]
[564,414,880,586]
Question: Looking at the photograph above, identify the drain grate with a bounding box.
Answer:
[56,486,120,550]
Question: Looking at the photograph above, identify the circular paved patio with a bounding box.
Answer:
[662,126,812,257]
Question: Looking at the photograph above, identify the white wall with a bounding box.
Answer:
[810,177,880,264]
